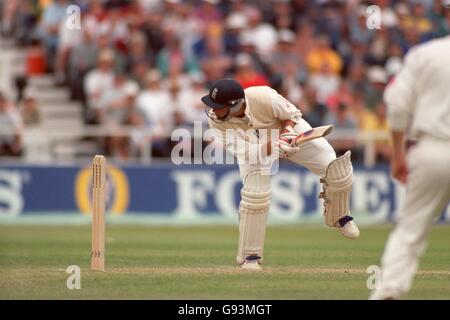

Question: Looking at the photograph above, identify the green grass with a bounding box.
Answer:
[0,225,449,299]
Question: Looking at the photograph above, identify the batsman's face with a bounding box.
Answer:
[212,106,230,119]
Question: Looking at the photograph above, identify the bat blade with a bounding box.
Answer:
[293,125,334,146]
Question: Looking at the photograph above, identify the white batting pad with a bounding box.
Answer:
[236,171,271,264]
[320,151,354,227]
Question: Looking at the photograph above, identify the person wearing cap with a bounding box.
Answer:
[223,13,248,56]
[370,35,450,300]
[201,79,360,270]
[0,92,23,157]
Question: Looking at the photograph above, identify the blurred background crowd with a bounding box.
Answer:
[1,0,449,162]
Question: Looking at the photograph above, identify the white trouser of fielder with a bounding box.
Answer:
[370,138,450,299]
[236,119,337,264]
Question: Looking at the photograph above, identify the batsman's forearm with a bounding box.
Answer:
[391,131,405,156]
[281,120,296,133]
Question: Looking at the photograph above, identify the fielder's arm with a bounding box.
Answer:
[384,47,420,184]
[390,130,408,184]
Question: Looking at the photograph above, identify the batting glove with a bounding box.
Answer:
[276,126,300,158]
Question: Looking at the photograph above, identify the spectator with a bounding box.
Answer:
[126,31,152,74]
[348,5,375,46]
[105,8,129,50]
[324,103,359,157]
[97,72,139,126]
[12,1,39,45]
[351,95,390,162]
[347,61,369,94]
[177,73,209,126]
[272,0,295,30]
[300,85,329,128]
[200,35,233,85]
[68,29,98,101]
[0,93,23,157]
[238,33,268,75]
[136,70,173,157]
[234,53,270,89]
[223,13,248,57]
[38,0,68,72]
[99,72,139,159]
[193,0,223,27]
[294,22,315,67]
[240,7,278,58]
[402,2,433,36]
[83,1,109,40]
[156,29,199,77]
[269,29,303,80]
[54,5,84,85]
[20,89,41,127]
[142,8,165,59]
[367,28,390,66]
[315,2,345,47]
[126,108,148,158]
[268,29,304,101]
[162,1,201,58]
[306,34,343,75]
[350,92,378,131]
[308,62,341,105]
[167,78,184,127]
[378,0,399,28]
[326,80,353,113]
[84,49,116,123]
[370,102,391,163]
[138,0,163,12]
[437,4,450,36]
[365,66,388,110]
[1,0,19,37]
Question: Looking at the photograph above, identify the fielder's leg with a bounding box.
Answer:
[236,168,271,270]
[370,140,450,300]
[287,119,359,239]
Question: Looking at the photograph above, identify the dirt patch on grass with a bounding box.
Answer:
[103,266,450,276]
[3,266,450,277]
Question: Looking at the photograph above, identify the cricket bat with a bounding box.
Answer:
[293,125,334,146]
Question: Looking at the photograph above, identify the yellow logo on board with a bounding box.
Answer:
[75,165,129,215]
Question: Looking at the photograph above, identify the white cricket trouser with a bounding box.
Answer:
[373,138,450,299]
[238,118,336,180]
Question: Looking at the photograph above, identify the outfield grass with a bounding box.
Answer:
[0,225,449,299]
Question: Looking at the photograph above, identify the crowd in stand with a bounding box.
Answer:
[1,0,449,161]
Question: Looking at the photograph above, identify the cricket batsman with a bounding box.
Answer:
[370,36,450,299]
[201,79,360,270]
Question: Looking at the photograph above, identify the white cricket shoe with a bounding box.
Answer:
[337,217,360,239]
[241,261,262,271]
[241,255,262,271]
